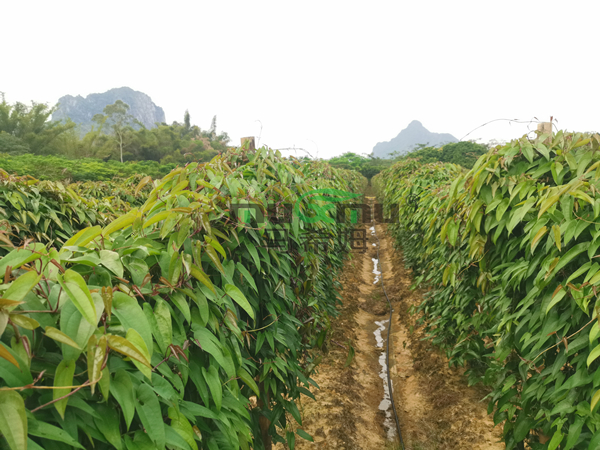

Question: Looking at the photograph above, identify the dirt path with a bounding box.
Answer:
[276,214,505,449]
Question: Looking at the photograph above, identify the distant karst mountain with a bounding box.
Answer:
[372,120,458,158]
[52,87,166,134]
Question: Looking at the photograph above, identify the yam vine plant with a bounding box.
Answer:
[0,170,152,257]
[0,146,366,450]
[374,131,600,449]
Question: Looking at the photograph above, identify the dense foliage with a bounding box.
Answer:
[0,154,177,182]
[0,172,136,257]
[327,152,392,180]
[374,131,600,449]
[0,147,366,450]
[0,96,75,156]
[1,95,229,175]
[398,141,488,169]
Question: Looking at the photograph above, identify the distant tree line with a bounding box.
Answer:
[327,153,391,180]
[326,141,488,181]
[398,141,488,169]
[0,93,230,166]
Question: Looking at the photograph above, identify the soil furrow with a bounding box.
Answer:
[277,218,505,450]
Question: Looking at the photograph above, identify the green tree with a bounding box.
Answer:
[328,152,392,180]
[0,132,29,154]
[402,141,487,169]
[0,93,74,154]
[102,100,135,163]
[209,115,217,138]
[183,109,191,134]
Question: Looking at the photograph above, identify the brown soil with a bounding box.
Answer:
[275,212,504,450]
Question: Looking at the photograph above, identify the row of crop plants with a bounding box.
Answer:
[0,170,153,257]
[0,147,366,450]
[373,131,600,449]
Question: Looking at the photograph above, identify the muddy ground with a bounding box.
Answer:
[275,215,505,449]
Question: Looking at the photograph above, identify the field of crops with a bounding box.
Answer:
[0,146,367,450]
[374,130,600,449]
[6,129,600,450]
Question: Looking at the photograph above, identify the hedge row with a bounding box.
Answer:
[0,153,177,182]
[0,171,152,256]
[0,147,366,450]
[374,131,600,449]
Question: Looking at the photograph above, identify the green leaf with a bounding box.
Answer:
[0,243,46,275]
[125,257,148,286]
[9,314,39,330]
[136,383,166,449]
[112,369,136,431]
[538,194,560,218]
[244,241,260,271]
[496,198,510,222]
[0,342,32,387]
[447,219,458,246]
[202,365,222,411]
[192,326,229,372]
[27,438,44,450]
[237,367,260,397]
[513,415,534,441]
[45,326,81,350]
[205,236,226,258]
[28,419,84,449]
[160,212,180,239]
[168,407,198,450]
[530,226,548,252]
[102,209,138,237]
[285,400,302,425]
[99,250,123,278]
[522,141,534,163]
[547,428,563,450]
[94,403,123,450]
[0,342,20,369]
[180,400,218,420]
[563,417,584,450]
[107,335,151,368]
[588,344,600,367]
[87,335,106,394]
[154,300,173,352]
[4,271,41,306]
[171,292,191,323]
[286,431,296,450]
[164,424,193,450]
[224,284,255,319]
[204,245,224,274]
[62,225,102,249]
[190,265,215,293]
[297,429,314,442]
[236,262,258,292]
[60,296,103,361]
[126,328,152,380]
[553,224,561,251]
[0,390,27,450]
[588,430,600,450]
[143,210,170,229]
[546,285,567,314]
[112,292,154,356]
[552,243,588,276]
[58,269,97,326]
[550,399,574,416]
[192,290,209,326]
[53,359,76,419]
[507,197,536,234]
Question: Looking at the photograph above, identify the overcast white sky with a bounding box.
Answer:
[3,0,599,159]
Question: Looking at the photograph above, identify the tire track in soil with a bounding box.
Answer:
[276,221,504,450]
